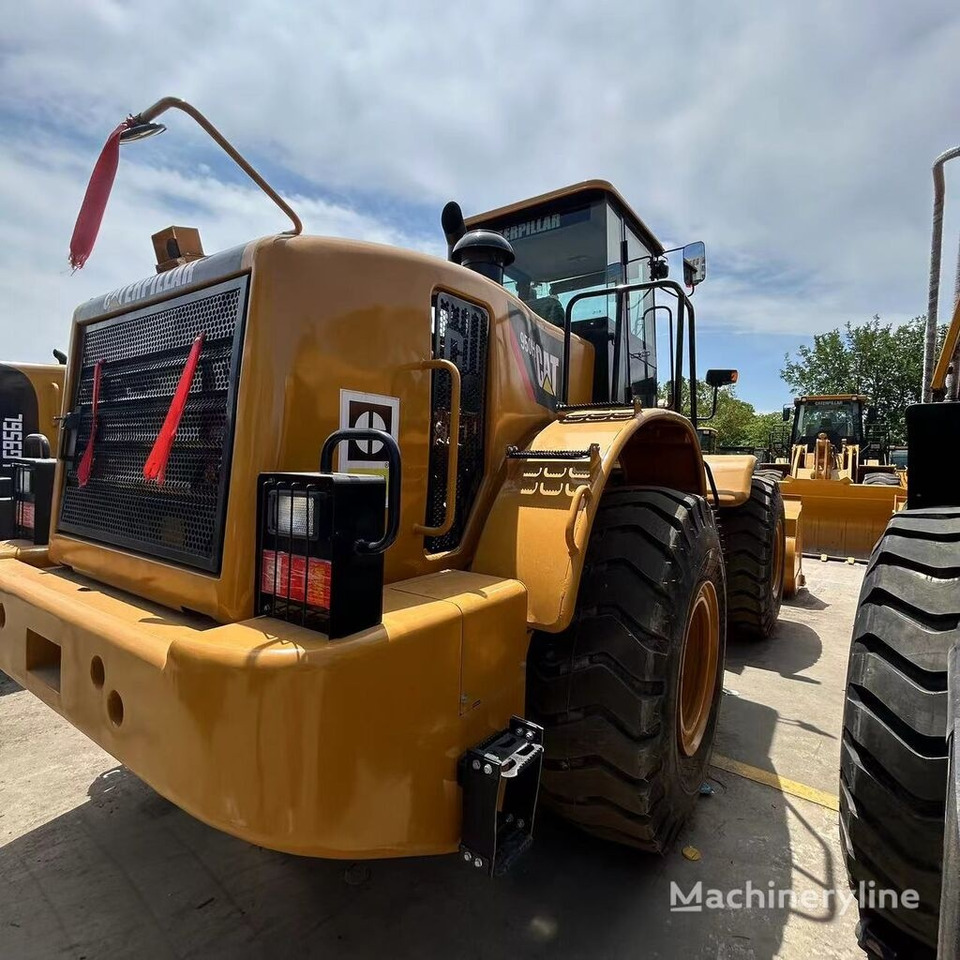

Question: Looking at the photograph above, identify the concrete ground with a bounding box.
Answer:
[0,561,866,960]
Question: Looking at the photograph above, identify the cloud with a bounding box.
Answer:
[0,135,438,362]
[1,0,959,379]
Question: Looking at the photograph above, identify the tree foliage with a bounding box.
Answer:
[780,316,928,442]
[658,381,778,450]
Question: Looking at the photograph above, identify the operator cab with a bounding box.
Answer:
[467,181,666,408]
[788,395,867,451]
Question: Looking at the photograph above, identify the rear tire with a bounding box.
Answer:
[526,487,726,852]
[716,475,785,639]
[840,507,960,956]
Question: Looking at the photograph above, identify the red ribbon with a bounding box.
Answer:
[68,120,132,270]
[77,360,103,487]
[143,334,206,485]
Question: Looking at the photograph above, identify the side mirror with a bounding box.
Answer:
[782,405,792,422]
[705,368,738,388]
[682,241,706,287]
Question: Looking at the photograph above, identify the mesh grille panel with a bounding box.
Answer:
[425,292,489,553]
[59,277,248,571]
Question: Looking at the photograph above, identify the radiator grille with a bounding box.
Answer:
[59,276,248,571]
[425,292,489,553]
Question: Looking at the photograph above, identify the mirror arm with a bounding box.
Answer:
[699,386,721,422]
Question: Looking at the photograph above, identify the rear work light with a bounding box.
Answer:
[255,428,401,640]
[14,458,56,543]
[1,434,56,545]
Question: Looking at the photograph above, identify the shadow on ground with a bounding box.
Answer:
[0,693,849,959]
[725,619,823,683]
[0,668,22,697]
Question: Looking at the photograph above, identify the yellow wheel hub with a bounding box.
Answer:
[678,579,720,757]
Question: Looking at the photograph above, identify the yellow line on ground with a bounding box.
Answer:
[711,754,840,812]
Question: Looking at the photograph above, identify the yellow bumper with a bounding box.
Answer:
[0,560,528,859]
[0,539,53,568]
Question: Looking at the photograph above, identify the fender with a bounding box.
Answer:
[472,406,705,632]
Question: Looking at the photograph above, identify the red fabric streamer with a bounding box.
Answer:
[68,121,131,270]
[143,334,206,485]
[77,360,103,487]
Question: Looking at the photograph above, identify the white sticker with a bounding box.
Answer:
[337,390,401,500]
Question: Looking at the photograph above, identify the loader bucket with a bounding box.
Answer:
[779,477,905,561]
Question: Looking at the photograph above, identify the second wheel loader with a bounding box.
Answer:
[763,393,905,561]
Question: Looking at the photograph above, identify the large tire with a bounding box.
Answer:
[840,507,960,956]
[526,486,726,852]
[716,475,785,639]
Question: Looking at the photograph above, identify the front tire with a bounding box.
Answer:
[840,507,960,956]
[526,487,726,852]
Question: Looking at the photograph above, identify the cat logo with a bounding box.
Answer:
[508,307,564,409]
[535,342,561,396]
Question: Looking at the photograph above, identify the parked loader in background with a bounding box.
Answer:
[0,98,784,873]
[762,393,905,560]
[0,355,65,566]
[840,145,960,959]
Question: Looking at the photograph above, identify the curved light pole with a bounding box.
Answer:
[922,146,960,402]
[123,97,303,236]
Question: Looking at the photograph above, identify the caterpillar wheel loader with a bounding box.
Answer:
[0,98,783,870]
[760,394,906,561]
[0,355,65,567]
[839,144,960,958]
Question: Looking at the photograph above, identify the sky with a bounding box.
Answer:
[2,1,959,411]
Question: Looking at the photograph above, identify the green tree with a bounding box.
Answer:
[659,380,760,448]
[743,410,787,453]
[780,316,927,442]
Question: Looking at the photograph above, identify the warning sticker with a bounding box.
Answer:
[337,390,400,498]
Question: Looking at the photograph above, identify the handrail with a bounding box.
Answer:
[560,280,698,426]
[319,429,401,554]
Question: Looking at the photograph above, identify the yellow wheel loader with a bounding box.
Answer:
[0,356,65,566]
[0,98,783,871]
[763,394,906,561]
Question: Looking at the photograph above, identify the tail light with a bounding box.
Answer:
[255,430,401,639]
[1,434,56,545]
[6,458,56,544]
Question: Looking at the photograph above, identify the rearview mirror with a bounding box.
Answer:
[782,405,792,422]
[683,241,706,286]
[705,368,738,388]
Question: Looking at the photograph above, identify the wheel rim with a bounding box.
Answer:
[678,579,720,757]
[772,517,785,598]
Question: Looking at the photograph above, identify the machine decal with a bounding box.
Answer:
[76,243,248,322]
[338,390,401,501]
[500,206,590,242]
[507,307,563,410]
[0,365,39,461]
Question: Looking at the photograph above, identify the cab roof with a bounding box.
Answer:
[466,180,665,257]
[796,394,870,404]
